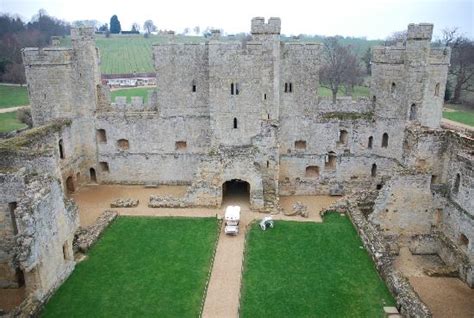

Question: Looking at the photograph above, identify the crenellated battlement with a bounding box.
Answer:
[407,23,433,40]
[22,47,73,66]
[371,47,405,64]
[251,17,281,35]
[71,27,96,42]
[429,47,451,65]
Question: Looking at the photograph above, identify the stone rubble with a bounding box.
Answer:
[73,210,118,253]
[110,198,139,208]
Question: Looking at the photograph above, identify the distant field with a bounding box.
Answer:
[0,85,29,108]
[443,108,474,127]
[60,34,204,74]
[319,85,370,98]
[0,111,27,133]
[111,87,154,103]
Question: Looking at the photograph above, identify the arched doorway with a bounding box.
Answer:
[90,168,97,183]
[66,176,75,193]
[222,179,250,206]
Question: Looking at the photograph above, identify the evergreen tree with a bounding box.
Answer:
[110,15,121,34]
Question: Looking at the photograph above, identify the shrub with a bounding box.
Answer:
[16,107,33,128]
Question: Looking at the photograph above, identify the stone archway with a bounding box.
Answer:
[222,179,250,207]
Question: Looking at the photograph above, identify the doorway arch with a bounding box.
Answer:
[90,168,97,183]
[222,179,250,206]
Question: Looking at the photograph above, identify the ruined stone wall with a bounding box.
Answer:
[0,121,79,308]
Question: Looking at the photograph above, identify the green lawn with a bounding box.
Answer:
[0,85,29,108]
[0,111,27,133]
[42,217,219,318]
[443,104,474,127]
[111,87,154,103]
[240,213,395,318]
[319,86,370,98]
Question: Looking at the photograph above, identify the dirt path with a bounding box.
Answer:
[0,106,28,114]
[441,118,474,131]
[395,247,474,318]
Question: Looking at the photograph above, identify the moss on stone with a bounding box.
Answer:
[321,112,374,121]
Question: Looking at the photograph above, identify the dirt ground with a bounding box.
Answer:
[395,247,474,318]
[0,287,25,313]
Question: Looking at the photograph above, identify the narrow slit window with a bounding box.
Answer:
[233,118,238,129]
[371,163,377,177]
[8,202,18,235]
[390,82,396,95]
[382,133,389,148]
[284,83,288,93]
[289,82,293,93]
[235,83,240,95]
[435,83,440,97]
[409,104,417,121]
[58,139,65,159]
[453,173,460,194]
[231,83,234,95]
[368,136,373,149]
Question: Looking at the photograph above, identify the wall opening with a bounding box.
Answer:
[58,139,65,159]
[90,168,97,183]
[175,141,187,150]
[8,202,18,235]
[459,233,469,247]
[376,183,383,190]
[289,82,293,93]
[453,173,460,194]
[390,82,396,95]
[192,80,196,92]
[372,95,376,107]
[325,152,337,170]
[435,83,440,96]
[284,83,288,93]
[99,162,109,172]
[263,93,267,100]
[15,268,25,287]
[96,129,107,143]
[117,139,129,150]
[409,103,417,121]
[431,174,439,185]
[305,166,320,178]
[235,83,240,95]
[339,130,348,145]
[295,140,307,150]
[266,160,270,168]
[222,179,250,206]
[66,176,75,194]
[371,163,377,177]
[368,136,373,149]
[231,83,234,95]
[233,118,238,129]
[382,133,389,148]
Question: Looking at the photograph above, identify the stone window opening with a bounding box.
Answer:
[453,173,460,194]
[175,141,187,150]
[192,80,196,92]
[376,183,383,190]
[305,166,320,178]
[96,129,107,143]
[266,160,270,168]
[289,83,293,93]
[295,140,307,150]
[8,202,18,235]
[99,162,109,172]
[63,241,72,261]
[390,82,396,95]
[267,113,270,120]
[284,83,288,93]
[264,93,267,100]
[90,168,97,183]
[325,152,337,170]
[66,176,75,194]
[435,83,440,96]
[382,133,389,148]
[431,174,439,185]
[371,163,377,177]
[233,117,238,129]
[231,83,240,95]
[368,136,373,149]
[372,95,376,107]
[339,130,348,145]
[58,139,65,159]
[117,139,129,150]
[459,233,469,247]
[409,103,417,121]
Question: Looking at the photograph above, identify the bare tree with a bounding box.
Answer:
[440,28,474,104]
[319,37,364,103]
[384,30,407,46]
[143,20,157,35]
[193,26,200,35]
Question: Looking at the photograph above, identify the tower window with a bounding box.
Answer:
[368,136,373,149]
[58,139,65,159]
[231,83,234,95]
[382,133,389,148]
[99,162,109,172]
[233,118,238,129]
[339,130,348,145]
[409,103,417,121]
[231,83,240,95]
[192,81,196,92]
[371,163,377,177]
[435,83,440,96]
[8,202,18,235]
[264,93,267,100]
[175,141,187,150]
[372,95,376,107]
[325,152,337,170]
[97,129,107,143]
[305,166,320,178]
[390,82,396,95]
[117,139,129,150]
[453,173,460,194]
[284,82,293,93]
[295,140,307,150]
[284,83,288,93]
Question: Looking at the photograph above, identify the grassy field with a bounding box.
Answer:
[60,34,204,74]
[240,213,395,318]
[443,104,474,127]
[319,85,370,98]
[0,85,29,108]
[0,111,27,133]
[42,217,219,318]
[111,87,154,103]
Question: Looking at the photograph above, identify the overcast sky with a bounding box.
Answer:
[1,0,472,39]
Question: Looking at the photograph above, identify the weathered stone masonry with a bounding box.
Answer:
[0,17,472,316]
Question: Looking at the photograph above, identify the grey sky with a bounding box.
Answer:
[1,0,472,39]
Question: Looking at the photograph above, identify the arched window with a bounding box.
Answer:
[453,173,461,194]
[96,129,107,143]
[382,133,389,148]
[305,166,320,178]
[339,130,348,145]
[58,139,65,159]
[90,168,97,183]
[371,163,377,177]
[435,83,440,97]
[409,103,417,121]
[117,139,129,150]
[325,152,337,170]
[390,82,396,95]
[368,136,373,149]
[233,118,238,129]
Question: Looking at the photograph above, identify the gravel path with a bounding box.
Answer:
[0,106,27,114]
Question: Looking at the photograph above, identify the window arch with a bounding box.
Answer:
[368,136,373,149]
[58,139,65,159]
[390,82,396,95]
[233,118,238,129]
[409,103,417,121]
[305,166,320,178]
[325,152,337,170]
[339,130,348,145]
[382,133,389,148]
[371,163,377,177]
